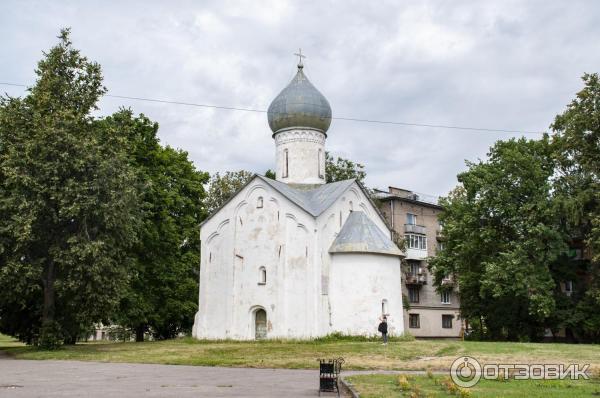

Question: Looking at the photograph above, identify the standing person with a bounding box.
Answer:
[378,317,388,345]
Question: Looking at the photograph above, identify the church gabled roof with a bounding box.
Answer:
[329,211,403,257]
[200,174,392,232]
[200,175,356,227]
[257,175,355,217]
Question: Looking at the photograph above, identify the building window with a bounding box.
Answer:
[258,267,266,285]
[406,213,417,225]
[283,149,289,178]
[409,314,420,328]
[408,287,420,303]
[568,248,583,260]
[564,280,573,296]
[257,196,263,208]
[409,261,420,276]
[441,290,451,304]
[437,242,445,252]
[381,299,388,316]
[318,149,323,178]
[442,315,453,329]
[406,234,427,250]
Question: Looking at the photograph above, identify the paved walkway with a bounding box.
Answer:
[0,358,354,397]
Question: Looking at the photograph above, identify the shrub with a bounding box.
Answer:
[397,375,411,391]
[37,321,63,350]
[459,387,472,398]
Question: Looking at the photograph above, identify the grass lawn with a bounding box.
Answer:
[345,374,600,397]
[0,333,24,348]
[1,333,599,374]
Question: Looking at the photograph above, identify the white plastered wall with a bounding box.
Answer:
[194,177,319,339]
[274,128,326,185]
[193,179,404,340]
[329,253,404,336]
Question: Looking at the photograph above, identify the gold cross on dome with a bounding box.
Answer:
[294,48,306,67]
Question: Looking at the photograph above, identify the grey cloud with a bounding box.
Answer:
[2,0,600,197]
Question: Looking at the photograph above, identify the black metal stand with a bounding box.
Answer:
[318,357,344,397]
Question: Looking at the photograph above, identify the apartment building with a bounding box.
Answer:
[376,186,462,338]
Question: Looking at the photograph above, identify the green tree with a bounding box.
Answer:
[0,29,139,347]
[264,169,276,180]
[325,152,366,184]
[552,73,600,258]
[108,110,209,341]
[551,73,600,342]
[430,138,566,341]
[205,170,253,214]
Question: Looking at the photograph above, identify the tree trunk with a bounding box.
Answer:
[63,336,77,345]
[42,259,56,324]
[135,326,145,342]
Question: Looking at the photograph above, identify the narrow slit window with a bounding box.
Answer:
[258,267,266,285]
[283,149,289,178]
[257,196,263,208]
[318,149,323,178]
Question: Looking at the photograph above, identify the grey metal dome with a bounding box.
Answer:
[267,64,332,134]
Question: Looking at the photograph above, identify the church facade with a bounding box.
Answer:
[192,59,404,340]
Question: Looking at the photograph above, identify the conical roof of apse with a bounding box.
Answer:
[267,63,332,134]
[329,211,403,257]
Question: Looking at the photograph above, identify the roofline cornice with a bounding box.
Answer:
[378,195,444,210]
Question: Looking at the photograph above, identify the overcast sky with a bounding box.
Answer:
[2,1,600,196]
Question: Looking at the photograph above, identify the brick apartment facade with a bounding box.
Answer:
[376,187,463,338]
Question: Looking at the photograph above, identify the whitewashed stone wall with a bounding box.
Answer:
[192,177,405,340]
[329,253,403,335]
[274,128,326,185]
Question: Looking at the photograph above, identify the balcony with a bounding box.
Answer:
[441,276,454,286]
[436,227,445,240]
[405,273,427,285]
[404,224,426,235]
[405,248,428,260]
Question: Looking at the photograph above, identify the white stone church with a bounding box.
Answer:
[192,59,404,340]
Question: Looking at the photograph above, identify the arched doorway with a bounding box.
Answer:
[255,309,267,340]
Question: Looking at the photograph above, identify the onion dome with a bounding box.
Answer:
[267,63,332,135]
